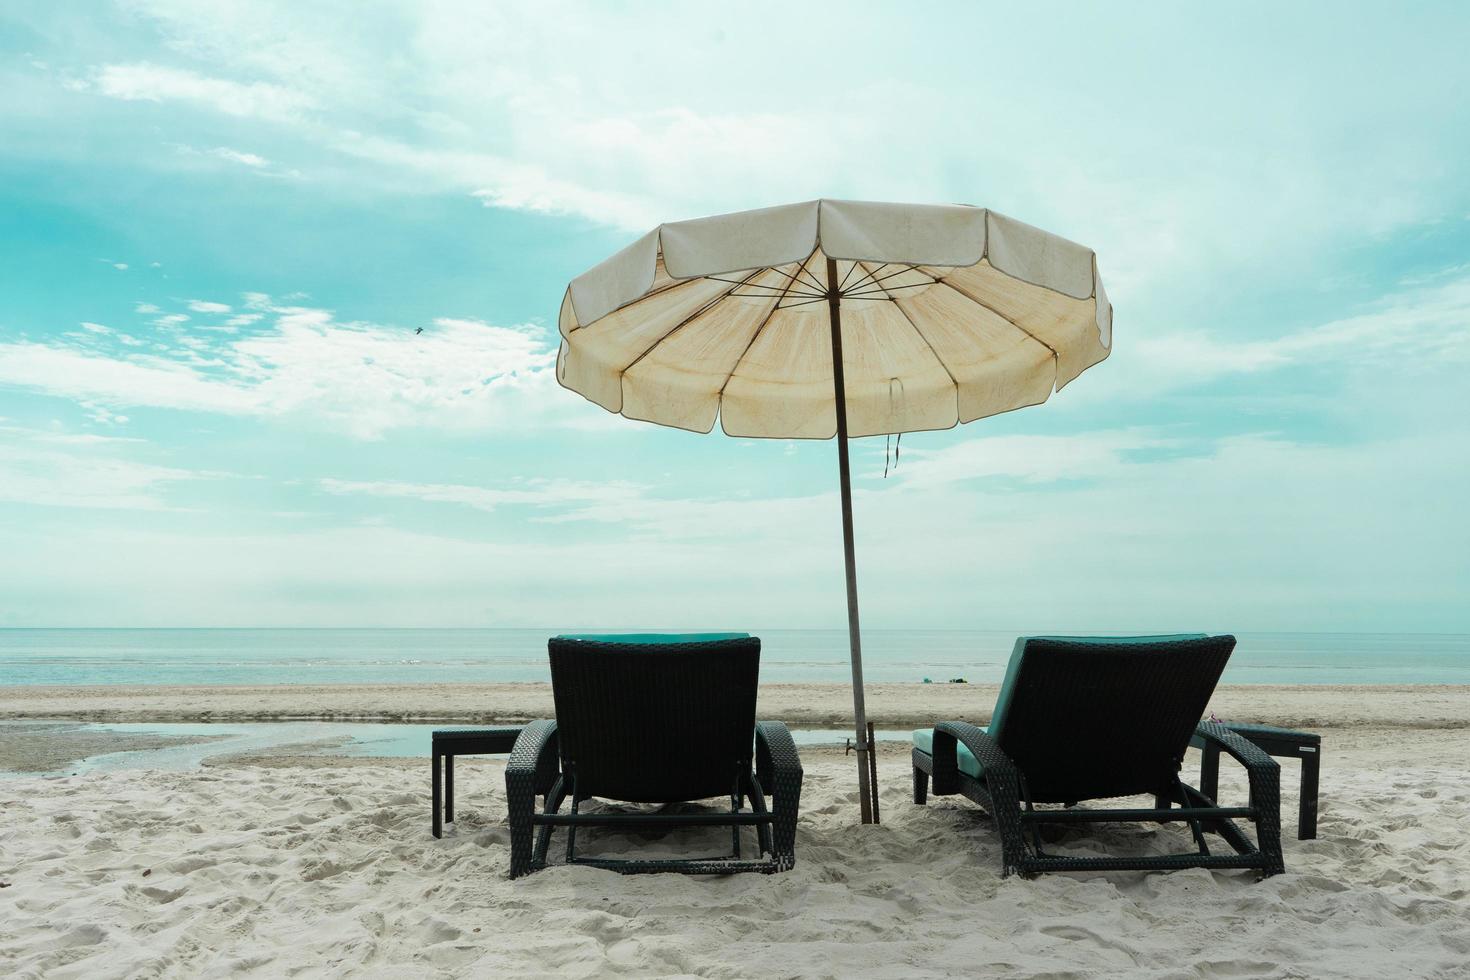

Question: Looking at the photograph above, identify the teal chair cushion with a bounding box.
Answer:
[554,632,751,644]
[912,727,985,779]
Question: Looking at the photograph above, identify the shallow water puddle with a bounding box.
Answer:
[0,720,910,775]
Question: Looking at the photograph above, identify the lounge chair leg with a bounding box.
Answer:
[565,775,581,864]
[507,766,542,878]
[1200,742,1221,802]
[506,719,561,877]
[432,749,442,839]
[912,766,928,805]
[533,776,567,869]
[445,754,455,824]
[1299,749,1319,840]
[746,773,774,857]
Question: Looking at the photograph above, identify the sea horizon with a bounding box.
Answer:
[4,627,1468,687]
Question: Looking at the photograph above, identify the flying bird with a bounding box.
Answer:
[415,327,423,335]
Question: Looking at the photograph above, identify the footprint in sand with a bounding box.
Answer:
[1038,923,1136,957]
[300,860,346,881]
[53,924,107,949]
[138,884,189,904]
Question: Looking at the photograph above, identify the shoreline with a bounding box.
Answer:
[2,681,1469,728]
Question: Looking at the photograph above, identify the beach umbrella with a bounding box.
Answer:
[556,200,1113,823]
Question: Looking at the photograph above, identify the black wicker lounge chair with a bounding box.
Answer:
[506,633,803,877]
[912,634,1284,877]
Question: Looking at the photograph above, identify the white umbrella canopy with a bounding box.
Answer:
[558,199,1111,438]
[555,199,1113,823]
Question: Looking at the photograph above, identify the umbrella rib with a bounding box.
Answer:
[768,255,825,294]
[841,281,935,299]
[765,262,830,297]
[929,275,1060,360]
[705,276,791,292]
[841,265,929,298]
[715,249,815,404]
[846,258,934,301]
[617,269,767,378]
[795,263,828,294]
[729,288,824,300]
[868,263,927,288]
[842,262,886,294]
[775,295,829,309]
[711,271,823,300]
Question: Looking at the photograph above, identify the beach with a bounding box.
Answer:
[1,685,1468,978]
[6,0,1469,976]
[5,681,1470,729]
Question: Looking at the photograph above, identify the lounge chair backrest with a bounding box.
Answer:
[990,634,1235,802]
[548,634,761,804]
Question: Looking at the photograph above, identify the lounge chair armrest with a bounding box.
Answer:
[506,719,560,796]
[934,721,1027,875]
[1194,721,1276,774]
[754,720,803,789]
[505,720,559,878]
[932,721,1017,786]
[1194,720,1285,874]
[755,720,803,871]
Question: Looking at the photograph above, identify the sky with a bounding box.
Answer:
[0,1,1467,632]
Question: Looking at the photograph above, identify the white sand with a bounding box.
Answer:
[3,719,1470,978]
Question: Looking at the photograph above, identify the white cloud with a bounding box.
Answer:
[86,62,313,122]
[1053,267,1470,407]
[326,133,658,231]
[170,143,291,176]
[68,0,1470,289]
[82,403,130,426]
[0,442,202,511]
[135,303,161,314]
[8,256,1469,446]
[187,299,232,313]
[113,263,129,270]
[230,307,561,438]
[0,342,260,415]
[206,147,268,168]
[0,299,571,439]
[79,321,111,334]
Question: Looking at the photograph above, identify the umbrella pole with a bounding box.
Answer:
[826,257,876,825]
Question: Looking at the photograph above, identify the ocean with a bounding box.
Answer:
[2,629,1468,687]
